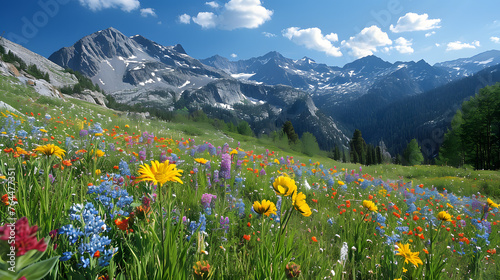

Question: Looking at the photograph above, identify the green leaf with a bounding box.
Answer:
[0,269,16,280]
[16,256,59,280]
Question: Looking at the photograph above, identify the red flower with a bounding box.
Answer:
[243,234,251,241]
[0,217,47,256]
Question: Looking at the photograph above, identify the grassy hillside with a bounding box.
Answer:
[0,75,499,279]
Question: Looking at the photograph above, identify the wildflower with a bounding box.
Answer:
[487,198,499,208]
[95,169,102,176]
[273,175,297,196]
[220,153,232,180]
[193,260,211,279]
[194,158,208,165]
[114,217,133,233]
[136,160,183,186]
[338,181,345,186]
[395,242,423,267]
[252,200,277,217]
[243,234,251,241]
[437,211,453,222]
[292,192,312,217]
[285,262,301,278]
[363,200,378,212]
[311,236,318,242]
[95,149,105,157]
[34,144,66,159]
[0,217,47,256]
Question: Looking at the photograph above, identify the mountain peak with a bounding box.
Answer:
[173,44,186,55]
[343,55,392,71]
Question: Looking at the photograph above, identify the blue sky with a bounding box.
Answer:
[2,0,500,67]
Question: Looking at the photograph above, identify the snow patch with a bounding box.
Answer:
[105,60,115,71]
[178,80,191,88]
[476,58,493,65]
[231,73,255,80]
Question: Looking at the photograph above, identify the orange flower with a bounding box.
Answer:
[93,250,100,258]
[311,236,318,242]
[243,234,251,241]
[115,217,133,233]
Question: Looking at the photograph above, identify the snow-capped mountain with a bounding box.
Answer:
[434,50,500,77]
[201,53,458,103]
[49,27,227,106]
[48,27,349,148]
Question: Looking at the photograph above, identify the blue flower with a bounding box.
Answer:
[59,251,73,261]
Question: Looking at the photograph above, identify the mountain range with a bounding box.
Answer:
[3,27,500,157]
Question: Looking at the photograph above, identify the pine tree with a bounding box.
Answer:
[403,139,424,166]
[349,129,367,164]
[282,121,299,144]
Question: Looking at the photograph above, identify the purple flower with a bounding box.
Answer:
[220,153,231,180]
[138,150,146,161]
[201,193,217,209]
[79,129,88,138]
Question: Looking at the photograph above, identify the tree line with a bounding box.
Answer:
[437,83,500,170]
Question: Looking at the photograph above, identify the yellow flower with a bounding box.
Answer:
[34,144,66,159]
[230,149,238,155]
[136,160,183,186]
[253,200,277,217]
[446,203,454,209]
[125,125,130,128]
[363,200,378,212]
[95,150,105,157]
[39,129,48,133]
[403,267,408,273]
[437,211,452,222]
[272,175,297,196]
[292,192,312,217]
[338,181,345,186]
[395,242,423,267]
[274,158,280,164]
[94,133,103,137]
[194,158,208,165]
[95,169,101,176]
[487,198,499,208]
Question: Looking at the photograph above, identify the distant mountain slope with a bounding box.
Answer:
[49,27,226,99]
[0,37,77,88]
[345,63,500,157]
[434,50,500,77]
[202,53,466,105]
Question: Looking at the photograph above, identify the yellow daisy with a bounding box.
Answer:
[487,198,499,208]
[136,160,183,186]
[34,144,66,159]
[292,192,312,217]
[253,200,277,217]
[437,211,452,222]
[395,242,423,267]
[194,158,209,165]
[272,175,297,196]
[363,200,378,212]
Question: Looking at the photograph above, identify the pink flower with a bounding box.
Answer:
[0,217,47,256]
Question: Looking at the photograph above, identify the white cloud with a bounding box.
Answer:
[446,40,480,51]
[390,12,441,33]
[157,21,162,25]
[230,53,238,58]
[393,37,414,54]
[206,1,219,8]
[282,27,342,57]
[189,0,272,30]
[425,31,436,37]
[341,25,392,58]
[140,8,156,17]
[491,36,500,43]
[262,32,276,38]
[78,0,140,12]
[193,12,217,28]
[435,43,441,47]
[179,14,192,24]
